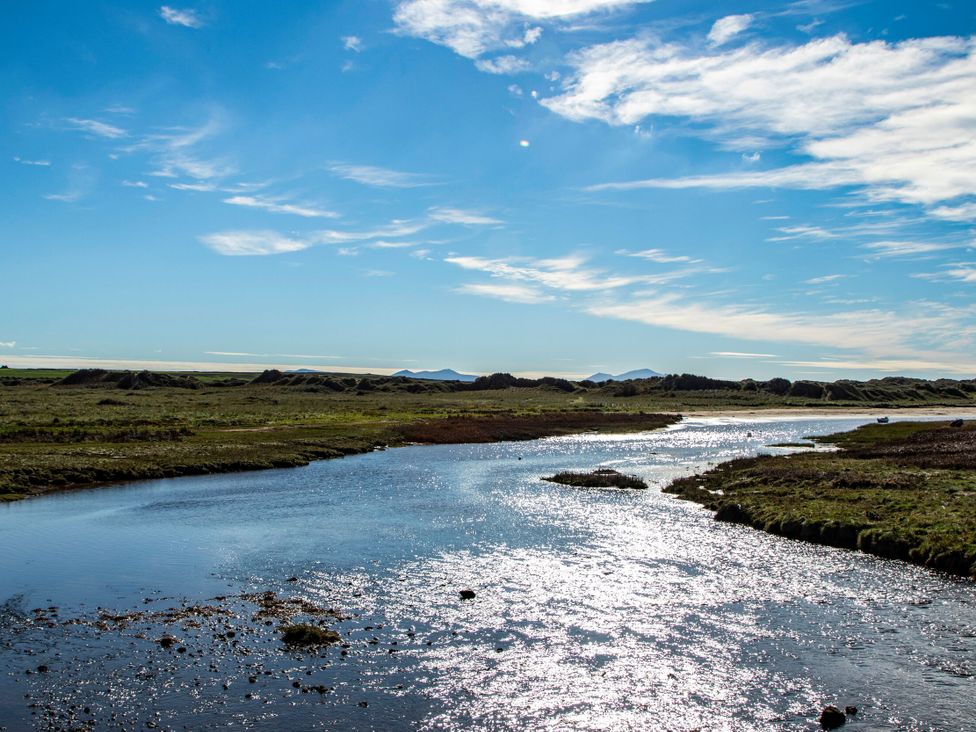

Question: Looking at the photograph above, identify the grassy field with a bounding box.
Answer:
[3,366,975,514]
[665,421,976,578]
[0,370,682,500]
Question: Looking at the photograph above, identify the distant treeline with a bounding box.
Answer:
[21,367,976,404]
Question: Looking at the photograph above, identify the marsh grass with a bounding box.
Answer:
[666,421,976,577]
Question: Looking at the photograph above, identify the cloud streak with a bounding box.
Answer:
[222,195,338,218]
[548,34,976,219]
[160,6,203,28]
[329,163,438,189]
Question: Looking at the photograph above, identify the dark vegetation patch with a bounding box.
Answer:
[543,468,648,490]
[665,421,976,578]
[280,624,342,647]
[396,412,678,444]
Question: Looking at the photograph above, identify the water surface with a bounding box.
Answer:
[1,416,974,730]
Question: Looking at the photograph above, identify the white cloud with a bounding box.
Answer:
[455,282,556,304]
[775,357,975,375]
[122,180,148,188]
[708,14,754,46]
[620,248,699,263]
[861,240,962,258]
[428,206,502,225]
[548,34,976,219]
[369,240,419,249]
[447,253,655,291]
[124,116,233,182]
[393,0,646,59]
[160,6,203,28]
[475,54,530,74]
[222,195,338,218]
[168,181,216,191]
[943,267,976,283]
[342,35,363,52]
[930,202,976,222]
[709,351,778,358]
[64,118,127,139]
[13,157,50,166]
[804,273,848,284]
[205,351,342,359]
[0,341,15,348]
[329,162,437,188]
[585,295,969,357]
[199,230,311,256]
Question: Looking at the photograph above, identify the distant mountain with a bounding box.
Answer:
[393,368,478,382]
[586,368,663,382]
[286,368,323,374]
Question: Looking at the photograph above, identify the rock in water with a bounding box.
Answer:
[819,705,846,728]
[459,590,476,600]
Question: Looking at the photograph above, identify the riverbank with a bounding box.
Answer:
[0,375,679,500]
[4,366,975,502]
[665,420,976,578]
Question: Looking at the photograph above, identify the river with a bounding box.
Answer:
[1,415,973,730]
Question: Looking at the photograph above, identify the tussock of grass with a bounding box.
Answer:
[543,469,648,490]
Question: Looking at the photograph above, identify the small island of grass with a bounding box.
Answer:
[666,420,976,578]
[543,468,648,490]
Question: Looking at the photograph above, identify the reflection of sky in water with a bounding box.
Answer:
[1,415,975,730]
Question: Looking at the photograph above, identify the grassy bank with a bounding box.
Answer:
[0,371,680,501]
[665,421,976,578]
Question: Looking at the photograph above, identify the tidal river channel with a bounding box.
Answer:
[1,416,974,730]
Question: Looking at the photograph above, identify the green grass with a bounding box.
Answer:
[0,379,681,499]
[666,421,976,577]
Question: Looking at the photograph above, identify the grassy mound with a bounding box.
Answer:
[543,468,648,490]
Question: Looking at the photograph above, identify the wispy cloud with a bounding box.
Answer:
[428,207,502,225]
[447,254,663,292]
[342,35,363,52]
[64,118,127,139]
[804,274,849,284]
[708,14,753,46]
[13,156,51,166]
[159,6,203,28]
[122,179,148,188]
[550,34,976,219]
[775,357,976,375]
[199,230,311,256]
[0,341,15,348]
[205,351,342,359]
[329,162,437,189]
[168,181,216,191]
[43,163,95,203]
[455,283,556,304]
[127,116,233,181]
[222,195,338,218]
[709,351,778,358]
[393,0,645,58]
[475,55,531,74]
[619,248,700,264]
[861,240,963,259]
[586,296,973,359]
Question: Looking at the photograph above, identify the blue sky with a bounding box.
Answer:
[3,0,976,379]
